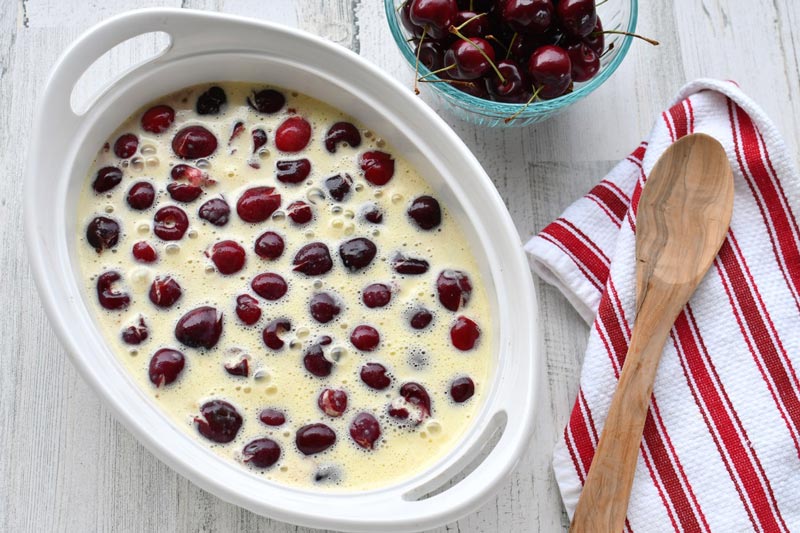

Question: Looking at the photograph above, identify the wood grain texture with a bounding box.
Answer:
[2,1,799,532]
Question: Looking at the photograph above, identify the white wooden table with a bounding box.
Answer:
[3,1,799,531]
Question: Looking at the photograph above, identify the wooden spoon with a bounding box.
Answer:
[569,133,734,532]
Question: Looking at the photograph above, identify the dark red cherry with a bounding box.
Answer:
[293,242,333,276]
[275,116,312,152]
[450,376,475,402]
[408,196,441,230]
[263,318,291,350]
[362,283,391,308]
[487,59,531,101]
[126,181,156,210]
[141,105,175,133]
[132,241,157,263]
[149,275,182,308]
[295,423,336,455]
[167,182,203,203]
[556,0,597,37]
[303,337,333,377]
[225,357,249,377]
[276,158,311,184]
[252,128,268,153]
[437,270,472,311]
[309,292,341,323]
[359,151,395,186]
[350,325,380,352]
[96,271,129,310]
[451,315,480,350]
[172,126,217,159]
[363,204,383,223]
[324,122,361,153]
[237,186,281,223]
[86,216,120,252]
[325,173,352,201]
[389,382,431,422]
[451,78,489,99]
[392,254,429,274]
[196,86,227,115]
[235,294,261,325]
[195,400,242,443]
[409,0,458,40]
[287,201,313,224]
[175,306,223,349]
[170,163,205,186]
[401,1,424,37]
[149,348,185,387]
[501,0,553,34]
[251,272,288,301]
[584,18,604,55]
[243,438,281,468]
[210,240,246,275]
[528,45,572,99]
[254,231,285,260]
[454,10,489,37]
[229,121,245,143]
[416,40,444,72]
[410,308,433,329]
[153,206,189,240]
[121,316,148,345]
[565,39,600,82]
[259,408,286,426]
[198,198,230,226]
[350,412,381,450]
[92,166,122,193]
[339,237,377,271]
[318,389,348,417]
[444,37,495,80]
[248,89,286,114]
[360,362,391,390]
[114,133,138,158]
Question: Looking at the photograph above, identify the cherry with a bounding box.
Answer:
[92,166,122,193]
[172,126,217,159]
[389,382,431,423]
[114,133,138,159]
[208,240,246,275]
[166,182,203,203]
[408,195,442,230]
[254,231,284,260]
[501,0,553,34]
[584,18,604,55]
[229,121,245,143]
[171,163,205,186]
[198,198,230,226]
[318,388,348,417]
[528,45,572,99]
[309,292,341,323]
[96,271,130,310]
[303,336,333,377]
[360,151,395,186]
[252,128,268,153]
[236,186,281,223]
[175,306,223,349]
[410,308,433,329]
[121,316,148,345]
[141,105,175,133]
[293,242,333,276]
[243,438,281,468]
[450,376,475,402]
[225,357,249,377]
[132,241,157,263]
[276,158,311,184]
[451,78,489,99]
[196,86,227,115]
[437,270,472,311]
[392,254,430,275]
[248,89,286,114]
[275,116,312,152]
[86,216,120,252]
[556,0,597,38]
[362,283,392,308]
[149,275,182,308]
[351,325,380,352]
[295,423,336,455]
[126,181,156,210]
[287,201,313,224]
[454,10,489,38]
[325,173,352,201]
[450,315,480,350]
[195,400,242,443]
[565,39,600,82]
[487,59,531,102]
[360,362,391,390]
[444,37,496,80]
[259,408,286,426]
[363,204,384,223]
[263,318,291,350]
[339,237,377,271]
[153,206,189,240]
[417,40,445,72]
[401,1,424,37]
[409,0,458,40]
[235,294,262,325]
[324,122,361,153]
[149,348,185,387]
[350,412,381,450]
[251,272,288,301]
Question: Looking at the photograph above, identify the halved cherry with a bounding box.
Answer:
[229,121,245,144]
[195,400,242,443]
[92,167,122,193]
[362,283,391,308]
[295,423,336,455]
[149,348,185,387]
[96,271,130,310]
[276,159,311,184]
[392,253,429,275]
[225,358,249,377]
[363,204,383,224]
[351,325,380,352]
[141,105,175,133]
[339,237,377,271]
[167,182,203,203]
[235,294,261,325]
[309,292,341,323]
[437,270,472,311]
[149,275,182,308]
[254,231,284,260]
[210,240,246,275]
[324,122,361,153]
[263,318,291,350]
[126,182,156,210]
[170,164,205,186]
[350,412,381,450]
[303,336,333,377]
[408,196,441,230]
[318,388,348,417]
[359,151,395,186]
[287,201,313,225]
[114,133,138,158]
[198,198,230,226]
[293,242,333,276]
[175,306,223,349]
[251,272,288,301]
[450,376,475,403]
[86,216,120,252]
[252,128,268,153]
[132,241,157,263]
[388,382,432,424]
[325,173,352,202]
[121,316,148,345]
[275,116,312,152]
[237,186,281,223]
[153,206,189,240]
[259,408,286,426]
[243,438,281,468]
[172,126,218,159]
[360,362,391,390]
[450,316,480,350]
[248,88,286,114]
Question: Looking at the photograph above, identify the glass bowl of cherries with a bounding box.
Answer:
[386,0,651,127]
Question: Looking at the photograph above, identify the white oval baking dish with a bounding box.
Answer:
[24,8,540,532]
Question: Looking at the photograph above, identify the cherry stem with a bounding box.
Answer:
[396,0,408,13]
[453,12,486,32]
[600,41,616,59]
[599,30,659,46]
[504,85,544,124]
[418,78,476,87]
[448,25,506,84]
[506,32,518,60]
[413,26,428,95]
[417,64,457,80]
[595,0,608,5]
[487,34,509,54]
[469,0,474,10]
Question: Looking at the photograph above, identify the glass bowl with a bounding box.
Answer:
[384,0,638,127]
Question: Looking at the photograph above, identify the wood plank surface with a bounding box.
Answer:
[2,1,798,531]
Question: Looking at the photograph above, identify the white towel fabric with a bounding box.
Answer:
[525,79,800,532]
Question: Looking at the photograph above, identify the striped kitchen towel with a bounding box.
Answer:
[525,79,800,532]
